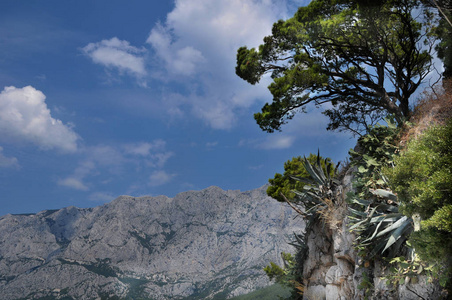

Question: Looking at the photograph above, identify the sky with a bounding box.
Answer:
[0,0,358,216]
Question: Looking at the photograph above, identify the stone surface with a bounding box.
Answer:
[301,167,446,299]
[0,185,305,299]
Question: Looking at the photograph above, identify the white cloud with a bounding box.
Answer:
[0,86,79,152]
[147,24,205,76]
[261,135,295,149]
[59,141,175,191]
[123,140,173,168]
[82,37,147,81]
[57,160,95,191]
[149,170,175,187]
[206,141,218,147]
[146,152,174,169]
[58,177,89,191]
[123,140,166,156]
[192,100,237,129]
[239,134,295,150]
[146,0,295,129]
[0,147,19,169]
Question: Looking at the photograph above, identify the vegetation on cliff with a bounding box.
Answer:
[236,0,452,298]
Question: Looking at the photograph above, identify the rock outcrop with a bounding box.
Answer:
[301,169,446,299]
[0,186,305,300]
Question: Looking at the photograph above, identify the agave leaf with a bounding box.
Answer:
[348,207,368,217]
[375,204,399,213]
[369,213,403,222]
[292,190,307,197]
[305,203,323,214]
[303,185,319,192]
[349,217,371,230]
[363,221,385,243]
[350,198,372,207]
[382,219,412,253]
[369,240,387,258]
[303,160,323,185]
[372,189,398,201]
[375,216,408,238]
[388,232,409,258]
[315,160,327,182]
[290,176,313,185]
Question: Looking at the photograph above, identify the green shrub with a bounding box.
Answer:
[385,120,452,231]
[384,119,452,290]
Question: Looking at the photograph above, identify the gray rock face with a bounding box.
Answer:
[301,168,445,299]
[0,186,305,300]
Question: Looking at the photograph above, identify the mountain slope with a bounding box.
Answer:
[0,186,304,299]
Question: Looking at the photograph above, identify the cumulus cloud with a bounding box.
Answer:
[149,170,175,187]
[145,0,295,129]
[0,147,19,169]
[81,1,303,130]
[82,37,147,82]
[0,86,79,152]
[147,24,205,76]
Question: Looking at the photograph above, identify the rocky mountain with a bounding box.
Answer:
[0,185,304,300]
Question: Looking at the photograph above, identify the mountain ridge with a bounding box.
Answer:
[0,185,304,299]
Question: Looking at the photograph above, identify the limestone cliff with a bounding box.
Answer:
[301,169,445,300]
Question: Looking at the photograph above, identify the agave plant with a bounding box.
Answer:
[348,189,413,259]
[288,152,346,229]
[290,153,339,206]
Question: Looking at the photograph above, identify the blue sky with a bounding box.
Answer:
[0,0,357,216]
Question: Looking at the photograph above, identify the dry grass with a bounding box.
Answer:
[400,79,452,146]
[318,196,347,231]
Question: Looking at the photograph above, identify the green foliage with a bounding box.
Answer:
[357,271,373,299]
[383,119,452,290]
[290,153,340,213]
[348,193,413,259]
[263,253,294,285]
[384,256,425,287]
[263,235,306,300]
[409,229,452,286]
[347,120,413,260]
[236,0,439,134]
[267,153,334,202]
[384,121,452,222]
[433,4,452,78]
[349,118,400,199]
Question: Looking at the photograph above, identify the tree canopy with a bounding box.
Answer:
[236,0,440,135]
[429,0,452,78]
